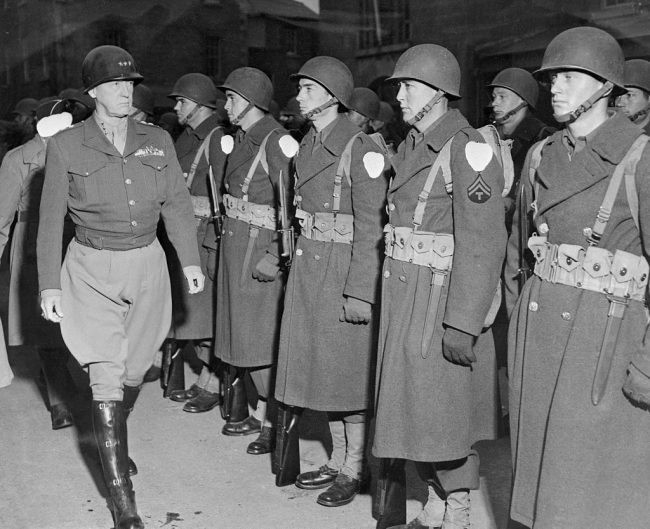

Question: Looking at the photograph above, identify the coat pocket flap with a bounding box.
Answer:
[557,244,584,272]
[583,247,612,278]
[528,236,548,262]
[431,235,454,257]
[139,157,168,171]
[69,161,105,177]
[611,250,641,284]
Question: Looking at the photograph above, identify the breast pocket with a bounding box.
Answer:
[139,157,169,202]
[68,161,107,205]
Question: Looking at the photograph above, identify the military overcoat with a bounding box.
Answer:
[505,112,650,529]
[372,109,506,462]
[213,114,292,368]
[274,115,388,412]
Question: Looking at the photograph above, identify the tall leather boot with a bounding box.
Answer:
[92,401,144,529]
[274,403,301,486]
[374,458,406,529]
[38,347,76,430]
[122,385,141,477]
[225,373,249,423]
[162,340,185,398]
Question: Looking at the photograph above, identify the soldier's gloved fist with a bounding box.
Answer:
[40,288,64,323]
[442,326,476,366]
[252,254,280,282]
[623,362,650,411]
[183,265,205,294]
[339,296,372,324]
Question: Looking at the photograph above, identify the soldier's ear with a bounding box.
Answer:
[88,88,97,100]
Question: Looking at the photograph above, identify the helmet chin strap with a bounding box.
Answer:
[629,106,649,123]
[230,102,255,126]
[491,102,527,125]
[302,97,338,120]
[553,81,614,124]
[179,103,201,127]
[406,92,444,126]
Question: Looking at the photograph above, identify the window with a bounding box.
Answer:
[205,35,221,78]
[282,27,299,55]
[359,0,410,50]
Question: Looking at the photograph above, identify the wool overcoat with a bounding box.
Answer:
[505,112,650,529]
[213,114,292,368]
[274,115,388,411]
[372,109,506,462]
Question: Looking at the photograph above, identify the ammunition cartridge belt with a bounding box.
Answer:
[295,208,354,244]
[223,194,276,231]
[529,237,648,302]
[384,225,454,270]
[191,195,212,219]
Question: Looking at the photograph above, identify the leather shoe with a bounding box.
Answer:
[169,384,201,403]
[317,473,360,507]
[247,426,274,455]
[50,403,74,430]
[295,465,339,490]
[183,388,221,413]
[222,415,262,437]
[387,520,439,529]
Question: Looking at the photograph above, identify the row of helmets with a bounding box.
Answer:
[80,26,635,116]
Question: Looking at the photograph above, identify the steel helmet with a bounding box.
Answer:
[534,27,624,89]
[132,83,155,115]
[219,67,273,112]
[290,56,354,108]
[348,87,381,120]
[387,44,461,99]
[281,96,301,117]
[623,59,650,94]
[377,101,394,123]
[11,97,39,117]
[488,67,538,108]
[169,73,219,109]
[81,45,143,93]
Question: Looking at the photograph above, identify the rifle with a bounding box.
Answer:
[208,165,223,243]
[277,169,294,268]
[516,180,532,293]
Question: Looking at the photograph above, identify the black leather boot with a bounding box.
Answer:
[224,373,249,423]
[39,347,76,430]
[374,458,407,529]
[274,404,301,486]
[122,386,140,477]
[92,401,144,529]
[162,340,185,398]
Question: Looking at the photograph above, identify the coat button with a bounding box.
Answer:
[399,275,406,282]
[566,256,573,265]
[388,203,395,211]
[125,178,132,184]
[129,200,135,206]
[296,249,303,256]
[85,171,89,176]
[620,267,627,276]
[314,254,320,261]
[642,273,647,282]
[384,270,390,278]
[583,227,593,238]
[228,230,233,236]
[417,242,424,249]
[529,301,538,311]
[593,263,601,271]
[131,220,137,226]
[561,311,571,321]
[441,246,447,253]
[539,223,549,234]
[323,202,330,208]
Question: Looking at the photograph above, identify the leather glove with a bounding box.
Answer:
[623,361,650,411]
[183,265,205,294]
[40,288,63,323]
[442,326,476,366]
[252,254,280,282]
[206,249,218,281]
[339,296,372,324]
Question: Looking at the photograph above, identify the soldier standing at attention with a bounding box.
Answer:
[616,59,650,134]
[164,73,227,412]
[37,45,203,529]
[372,44,506,529]
[505,27,650,529]
[212,67,295,454]
[274,56,388,507]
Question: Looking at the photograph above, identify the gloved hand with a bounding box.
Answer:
[40,288,63,322]
[623,362,650,411]
[339,296,372,324]
[183,265,205,294]
[442,326,476,366]
[252,254,280,282]
[206,249,218,280]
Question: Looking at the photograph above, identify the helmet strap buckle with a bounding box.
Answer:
[554,81,614,124]
[406,91,444,126]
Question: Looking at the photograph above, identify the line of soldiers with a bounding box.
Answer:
[3,22,650,529]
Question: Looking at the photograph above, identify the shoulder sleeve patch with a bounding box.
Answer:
[363,151,385,179]
[465,141,493,172]
[221,135,234,154]
[279,134,299,158]
[37,112,73,138]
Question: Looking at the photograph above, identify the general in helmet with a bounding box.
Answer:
[372,43,507,529]
[616,59,650,133]
[504,27,650,529]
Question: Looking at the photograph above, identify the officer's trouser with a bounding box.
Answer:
[61,238,172,401]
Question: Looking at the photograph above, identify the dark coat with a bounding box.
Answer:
[213,114,292,368]
[372,109,506,462]
[274,116,388,411]
[505,112,650,529]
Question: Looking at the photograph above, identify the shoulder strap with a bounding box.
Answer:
[589,134,649,245]
[527,137,549,222]
[333,132,362,213]
[241,128,278,201]
[412,138,453,228]
[478,124,514,197]
[186,126,222,189]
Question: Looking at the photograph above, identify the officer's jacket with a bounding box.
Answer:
[37,116,199,291]
[388,109,507,336]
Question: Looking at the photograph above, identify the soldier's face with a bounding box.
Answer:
[296,79,331,116]
[90,80,133,118]
[616,87,650,117]
[347,109,371,132]
[550,70,604,116]
[490,87,524,117]
[224,90,250,122]
[174,97,199,126]
[396,80,436,122]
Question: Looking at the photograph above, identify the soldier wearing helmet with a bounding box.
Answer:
[279,96,309,141]
[372,44,506,529]
[37,45,203,529]
[504,27,650,529]
[129,83,155,123]
[616,59,650,133]
[273,56,388,507]
[207,66,294,458]
[163,72,228,415]
[347,87,393,157]
[10,97,39,145]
